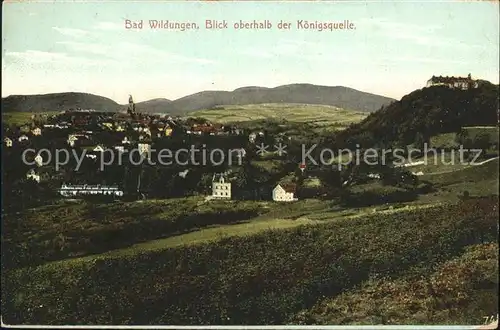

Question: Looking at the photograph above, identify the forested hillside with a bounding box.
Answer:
[331,82,499,148]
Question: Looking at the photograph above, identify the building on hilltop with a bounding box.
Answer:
[212,173,231,199]
[426,73,479,90]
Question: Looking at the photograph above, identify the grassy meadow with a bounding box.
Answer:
[463,126,499,144]
[429,126,499,149]
[189,103,367,131]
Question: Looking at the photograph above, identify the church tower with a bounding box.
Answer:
[127,94,136,115]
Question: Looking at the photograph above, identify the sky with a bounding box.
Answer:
[2,0,499,103]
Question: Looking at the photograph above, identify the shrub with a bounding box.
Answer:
[341,184,417,207]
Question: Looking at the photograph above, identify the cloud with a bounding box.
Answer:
[93,22,123,31]
[52,27,89,38]
[4,50,115,67]
[240,48,273,58]
[385,56,468,65]
[241,39,326,59]
[6,50,68,63]
[359,17,484,49]
[358,18,441,34]
[56,40,216,65]
[387,29,467,48]
[57,41,110,56]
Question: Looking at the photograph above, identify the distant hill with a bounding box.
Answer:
[135,98,172,113]
[332,81,499,148]
[1,92,123,113]
[1,84,395,114]
[165,84,395,115]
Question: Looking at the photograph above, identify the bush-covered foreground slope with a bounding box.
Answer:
[2,197,497,325]
[2,197,270,269]
[291,242,498,325]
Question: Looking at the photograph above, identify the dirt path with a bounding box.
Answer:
[417,156,499,176]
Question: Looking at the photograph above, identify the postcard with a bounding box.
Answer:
[1,0,499,328]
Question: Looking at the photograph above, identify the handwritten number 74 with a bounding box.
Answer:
[483,314,499,324]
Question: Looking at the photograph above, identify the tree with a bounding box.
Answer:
[317,166,342,196]
[414,132,426,150]
[474,133,491,151]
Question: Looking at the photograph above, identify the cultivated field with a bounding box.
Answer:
[463,126,499,144]
[2,111,60,126]
[429,126,499,149]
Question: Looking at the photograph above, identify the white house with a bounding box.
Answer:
[67,134,87,147]
[249,132,257,143]
[4,137,13,147]
[93,145,105,153]
[68,135,78,147]
[212,173,231,199]
[235,148,246,158]
[139,133,151,141]
[272,184,298,202]
[34,154,44,167]
[138,143,151,160]
[101,122,113,130]
[122,136,132,144]
[56,122,70,129]
[32,127,42,136]
[26,169,40,183]
[18,135,29,142]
